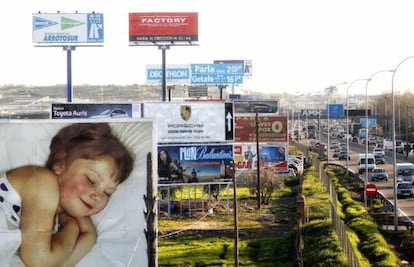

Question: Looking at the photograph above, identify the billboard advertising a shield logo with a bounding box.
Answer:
[180,105,191,121]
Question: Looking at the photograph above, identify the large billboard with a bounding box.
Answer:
[234,115,288,143]
[143,102,228,143]
[0,120,155,266]
[129,12,198,44]
[32,13,104,45]
[145,63,243,85]
[157,144,233,184]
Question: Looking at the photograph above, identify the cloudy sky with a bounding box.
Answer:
[2,0,414,96]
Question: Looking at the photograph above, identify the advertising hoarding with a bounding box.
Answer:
[234,115,288,143]
[157,144,233,184]
[233,144,288,171]
[51,103,141,119]
[234,100,279,114]
[32,13,104,45]
[129,12,198,44]
[213,59,253,78]
[146,64,190,84]
[143,102,226,143]
[0,120,154,266]
[190,63,243,85]
[145,63,244,85]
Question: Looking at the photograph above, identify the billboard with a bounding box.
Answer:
[32,13,104,45]
[190,63,243,85]
[143,102,228,143]
[145,63,243,85]
[213,59,253,78]
[234,100,279,114]
[51,103,141,119]
[157,144,233,184]
[146,64,190,84]
[233,144,288,171]
[234,115,288,143]
[0,120,155,266]
[129,12,198,44]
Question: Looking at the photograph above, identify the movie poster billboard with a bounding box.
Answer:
[157,144,233,184]
[51,103,141,119]
[233,143,288,171]
[0,120,154,266]
[144,102,226,143]
[234,115,288,142]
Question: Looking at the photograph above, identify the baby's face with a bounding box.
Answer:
[57,155,119,217]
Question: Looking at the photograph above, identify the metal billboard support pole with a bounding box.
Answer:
[64,45,75,103]
[255,110,261,209]
[159,45,170,102]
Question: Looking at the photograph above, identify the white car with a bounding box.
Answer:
[372,147,385,156]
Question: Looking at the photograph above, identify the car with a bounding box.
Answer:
[338,150,351,160]
[372,147,385,156]
[330,140,341,149]
[374,154,386,164]
[397,167,414,184]
[332,148,341,157]
[371,168,388,181]
[397,182,414,198]
[89,108,130,119]
[358,153,376,174]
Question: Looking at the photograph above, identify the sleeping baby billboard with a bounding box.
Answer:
[0,119,155,267]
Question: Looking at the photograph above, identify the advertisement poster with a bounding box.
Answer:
[129,12,198,44]
[234,115,288,143]
[33,13,104,44]
[51,103,141,119]
[0,120,154,266]
[233,143,288,171]
[157,144,233,184]
[144,102,226,143]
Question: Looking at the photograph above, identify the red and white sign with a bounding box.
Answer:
[129,12,198,44]
[234,115,288,143]
[366,183,378,197]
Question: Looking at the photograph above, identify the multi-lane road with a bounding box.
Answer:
[307,135,414,223]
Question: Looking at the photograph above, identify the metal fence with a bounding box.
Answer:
[158,182,232,217]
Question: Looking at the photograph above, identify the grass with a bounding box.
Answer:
[158,184,297,267]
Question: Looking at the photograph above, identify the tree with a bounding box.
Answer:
[245,170,284,204]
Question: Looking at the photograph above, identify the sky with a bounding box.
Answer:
[2,0,414,96]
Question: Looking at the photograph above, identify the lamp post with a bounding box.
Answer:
[326,82,347,165]
[364,70,393,207]
[406,105,414,158]
[391,56,414,231]
[346,79,369,180]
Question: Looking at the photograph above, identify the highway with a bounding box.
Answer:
[304,134,414,224]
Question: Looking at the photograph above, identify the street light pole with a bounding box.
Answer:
[346,79,369,180]
[364,70,393,208]
[391,56,414,231]
[326,82,347,165]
